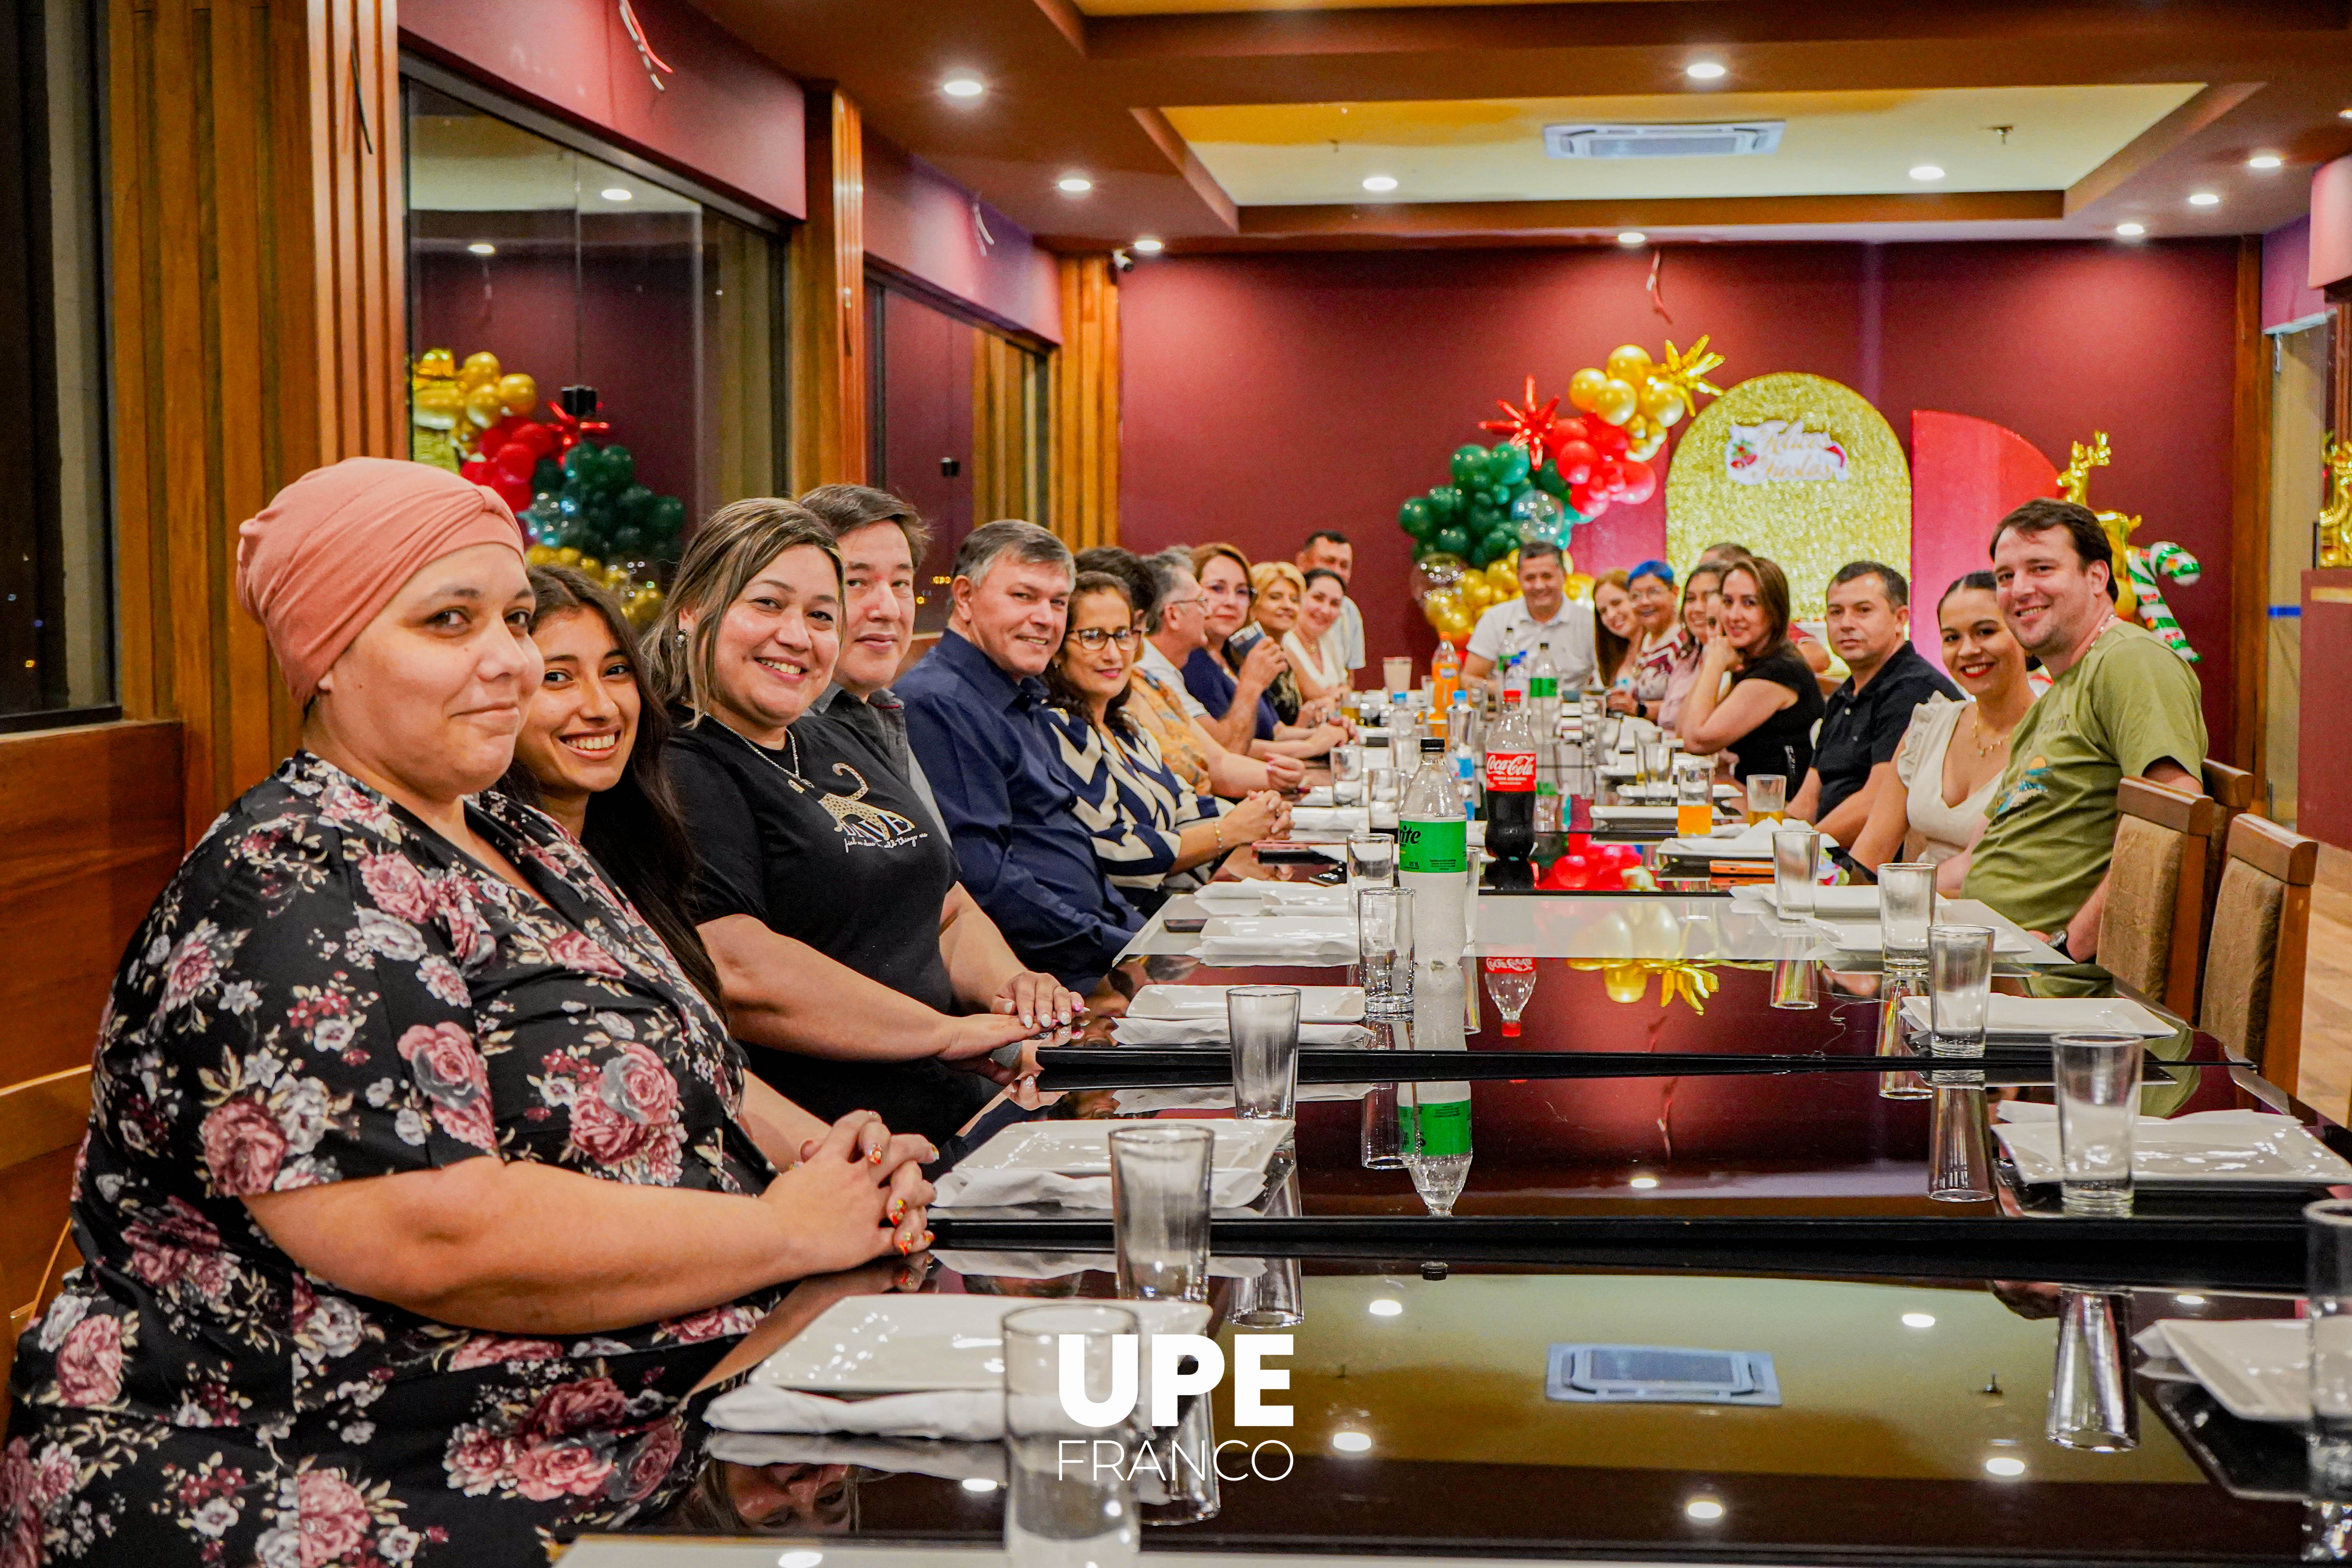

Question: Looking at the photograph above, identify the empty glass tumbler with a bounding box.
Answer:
[1226,985,1302,1120]
[1877,861,1935,962]
[1927,925,1994,1057]
[1771,827,1819,918]
[1330,744,1365,807]
[1345,833,1396,889]
[2309,1200,2352,1492]
[1003,1303,1143,1568]
[1356,887,1414,1013]
[2045,1288,2140,1452]
[2053,1032,2143,1216]
[1928,1084,1995,1202]
[1109,1125,1213,1303]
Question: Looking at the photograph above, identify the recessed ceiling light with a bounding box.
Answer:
[941,76,984,100]
[1901,1312,1937,1328]
[1363,174,1399,192]
[2176,1294,2207,1305]
[960,1477,1000,1492]
[601,187,632,202]
[1684,1497,1726,1522]
[1368,1297,1403,1316]
[2248,154,2283,169]
[466,242,496,257]
[1686,61,1727,80]
[1057,176,1093,194]
[2341,109,2352,120]
[1617,230,1647,246]
[1628,1175,1660,1189]
[776,1554,824,1568]
[1909,164,1946,182]
[1984,1456,2028,1478]
[1332,1431,1373,1454]
[2187,191,2221,207]
[1132,237,1164,254]
[2115,221,2147,237]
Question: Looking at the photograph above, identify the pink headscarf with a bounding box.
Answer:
[235,457,528,707]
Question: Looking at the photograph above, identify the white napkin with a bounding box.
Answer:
[1288,806,1372,838]
[933,1249,1265,1281]
[1196,915,1357,965]
[1112,1018,1372,1046]
[705,1430,1009,1482]
[1112,1083,1373,1113]
[1591,804,1678,824]
[1191,883,1352,914]
[704,1385,1004,1439]
[1661,820,1780,859]
[1198,940,1355,965]
[1129,982,1365,1022]
[1898,994,2174,1038]
[932,1166,1269,1210]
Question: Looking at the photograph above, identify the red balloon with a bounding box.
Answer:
[1569,481,1610,519]
[494,443,538,483]
[1595,457,1629,497]
[506,420,558,460]
[1553,439,1597,485]
[1604,843,1642,867]
[459,455,496,487]
[491,472,534,514]
[1615,458,1657,506]
[1544,853,1592,890]
[1589,421,1630,457]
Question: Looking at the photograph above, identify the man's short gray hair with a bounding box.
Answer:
[1138,548,1196,634]
[955,519,1073,589]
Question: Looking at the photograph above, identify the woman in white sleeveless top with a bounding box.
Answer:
[1850,572,2037,891]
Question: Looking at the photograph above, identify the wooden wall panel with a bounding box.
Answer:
[1049,254,1120,551]
[970,328,1041,525]
[2230,234,2270,778]
[789,87,867,490]
[108,0,403,842]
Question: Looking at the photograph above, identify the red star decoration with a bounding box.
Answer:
[1479,376,1566,466]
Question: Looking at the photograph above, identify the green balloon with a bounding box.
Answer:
[1398,497,1435,538]
[1534,460,1568,499]
[1489,443,1531,487]
[1469,535,1506,568]
[599,444,635,489]
[1449,445,1488,488]
[1434,525,1472,558]
[648,495,686,541]
[1424,485,1463,522]
[562,440,599,478]
[619,483,656,525]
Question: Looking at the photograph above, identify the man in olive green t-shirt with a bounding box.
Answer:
[1963,499,2206,959]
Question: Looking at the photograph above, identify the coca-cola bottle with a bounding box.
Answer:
[1482,690,1537,861]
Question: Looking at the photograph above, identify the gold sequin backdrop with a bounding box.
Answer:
[1665,373,1911,624]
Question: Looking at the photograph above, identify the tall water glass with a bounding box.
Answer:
[1877,969,1930,1100]
[2045,1288,2140,1452]
[1771,827,1819,918]
[1109,1125,1213,1303]
[1329,744,1364,807]
[1004,1303,1143,1568]
[1366,767,1399,807]
[1356,888,1414,1013]
[1640,739,1673,786]
[1927,925,1994,1058]
[1227,986,1302,1120]
[1360,1017,1407,1169]
[1131,1384,1220,1526]
[2308,1201,2352,1492]
[1345,833,1395,889]
[1228,1170,1305,1328]
[1770,929,1819,1010]
[1746,773,1787,825]
[2053,1032,2142,1216]
[1878,861,1935,963]
[1927,1085,1994,1202]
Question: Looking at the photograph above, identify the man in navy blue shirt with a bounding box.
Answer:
[900,520,1143,991]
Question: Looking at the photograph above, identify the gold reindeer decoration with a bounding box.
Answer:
[2054,432,2146,620]
[2322,434,2352,570]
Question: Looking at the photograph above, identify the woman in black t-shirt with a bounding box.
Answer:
[645,499,1083,1143]
[1675,555,1828,784]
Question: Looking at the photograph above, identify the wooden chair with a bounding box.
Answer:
[2199,814,2320,1097]
[2197,759,2257,1013]
[2097,777,2224,1016]
[0,1066,93,1413]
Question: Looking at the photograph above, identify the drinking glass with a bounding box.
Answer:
[1927,1085,1994,1201]
[1003,1303,1143,1568]
[1399,1077,1473,1216]
[2308,1200,2352,1492]
[1330,744,1364,807]
[1109,1125,1213,1303]
[1771,827,1819,918]
[2054,1032,2143,1216]
[1227,986,1301,1120]
[1927,925,1994,1058]
[1384,656,1414,696]
[1228,1170,1304,1328]
[1366,767,1399,806]
[1356,888,1414,1013]
[1345,833,1395,889]
[1746,773,1787,825]
[1131,1382,1220,1525]
[1640,739,1673,786]
[1674,757,1715,838]
[1878,861,1935,964]
[1769,928,1818,1010]
[1876,969,1930,1100]
[2045,1288,2140,1452]
[1360,1017,1407,1169]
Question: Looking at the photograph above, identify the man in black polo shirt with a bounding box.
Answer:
[1791,561,1960,845]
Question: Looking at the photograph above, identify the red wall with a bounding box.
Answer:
[865,133,1062,345]
[1119,239,2240,746]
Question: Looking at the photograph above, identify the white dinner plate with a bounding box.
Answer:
[1591,804,1679,824]
[753,1294,1214,1395]
[1128,984,1365,1022]
[1994,1110,2352,1185]
[1897,995,2176,1038]
[1200,916,1357,944]
[955,1117,1293,1178]
[1820,922,2031,956]
[2155,1319,2311,1423]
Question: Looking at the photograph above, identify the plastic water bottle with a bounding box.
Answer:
[1528,640,1563,833]
[1432,638,1461,713]
[1400,737,1468,968]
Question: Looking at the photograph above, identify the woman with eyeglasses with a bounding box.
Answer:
[1044,572,1289,912]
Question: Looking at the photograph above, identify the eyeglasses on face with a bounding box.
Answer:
[1067,627,1139,651]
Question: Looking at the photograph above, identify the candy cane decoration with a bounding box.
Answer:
[2126,542,2200,662]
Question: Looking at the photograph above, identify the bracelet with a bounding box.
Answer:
[1213,818,1225,851]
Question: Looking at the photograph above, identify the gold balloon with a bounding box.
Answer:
[458,350,503,393]
[497,372,539,417]
[1567,367,1608,413]
[1563,572,1594,602]
[1605,344,1656,387]
[1640,376,1688,428]
[555,546,582,566]
[465,383,507,428]
[1592,377,1639,427]
[1422,587,1465,628]
[1485,560,1518,596]
[410,381,463,431]
[578,556,602,577]
[1434,606,1475,642]
[1601,963,1651,1004]
[1629,427,1668,463]
[414,347,457,381]
[525,543,557,565]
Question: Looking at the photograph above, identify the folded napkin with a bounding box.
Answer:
[1111,1083,1373,1114]
[1196,914,1357,965]
[1198,941,1355,966]
[1129,982,1365,1022]
[704,1384,1004,1440]
[1591,804,1678,824]
[933,1249,1265,1282]
[932,1165,1270,1210]
[1112,1018,1372,1046]
[706,1430,1008,1483]
[1191,882,1352,914]
[1289,806,1372,837]
[1660,820,1780,860]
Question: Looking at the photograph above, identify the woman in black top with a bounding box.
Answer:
[647,498,1081,1143]
[1676,555,1828,783]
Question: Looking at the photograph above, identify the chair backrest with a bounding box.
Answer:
[2098,776,2224,1015]
[2196,759,2257,1013]
[0,1065,92,1411]
[2198,813,2320,1094]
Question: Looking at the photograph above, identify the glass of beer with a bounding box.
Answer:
[1674,756,1715,838]
[1746,773,1787,825]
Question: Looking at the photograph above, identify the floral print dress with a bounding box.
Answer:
[2,753,783,1566]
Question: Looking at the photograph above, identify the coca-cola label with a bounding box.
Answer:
[1483,956,1535,975]
[1484,750,1537,791]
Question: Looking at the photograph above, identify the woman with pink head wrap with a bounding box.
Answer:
[8,458,936,1563]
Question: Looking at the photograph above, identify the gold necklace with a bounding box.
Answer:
[1967,706,2014,759]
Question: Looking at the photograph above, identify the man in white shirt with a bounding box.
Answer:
[1296,530,1365,671]
[1459,541,1596,690]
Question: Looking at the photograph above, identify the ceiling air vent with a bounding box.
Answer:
[1546,1343,1782,1406]
[1544,122,1786,160]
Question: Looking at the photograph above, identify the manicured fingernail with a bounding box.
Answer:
[890,1199,905,1222]
[926,1145,940,1161]
[921,1230,934,1246]
[869,1147,884,1165]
